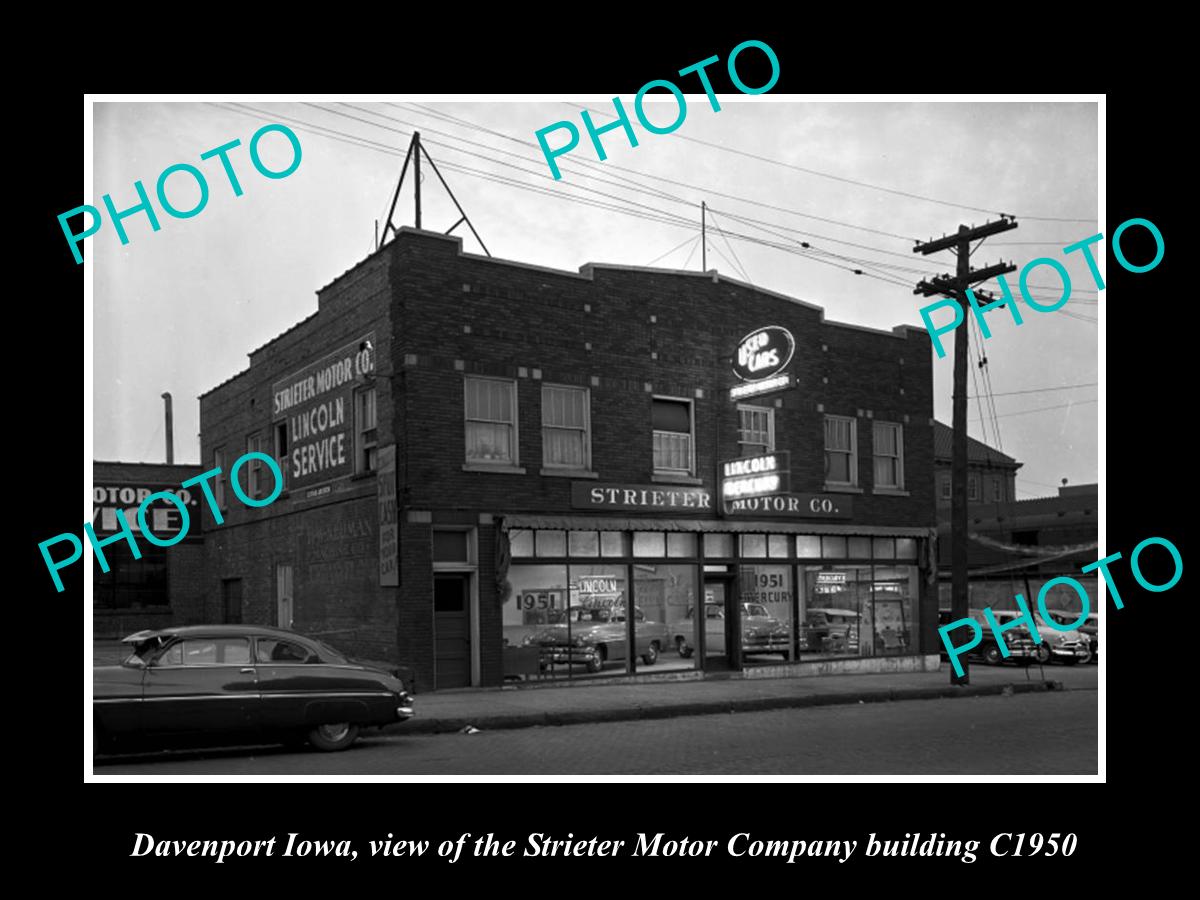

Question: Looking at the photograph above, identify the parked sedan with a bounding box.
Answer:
[93,625,415,754]
[988,609,1092,665]
[1045,610,1098,662]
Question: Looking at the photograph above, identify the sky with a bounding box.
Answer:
[91,98,1099,499]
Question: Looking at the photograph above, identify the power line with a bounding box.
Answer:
[970,399,1097,422]
[970,382,1097,398]
[568,102,1098,224]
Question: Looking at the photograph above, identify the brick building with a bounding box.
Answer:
[933,420,1021,507]
[198,228,939,691]
[92,461,205,638]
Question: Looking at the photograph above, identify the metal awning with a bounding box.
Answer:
[498,515,931,538]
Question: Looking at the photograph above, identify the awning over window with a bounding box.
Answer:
[498,514,931,538]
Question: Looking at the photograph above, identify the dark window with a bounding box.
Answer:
[257,638,316,663]
[274,422,289,489]
[93,544,169,610]
[221,578,243,623]
[1012,530,1039,546]
[433,530,470,563]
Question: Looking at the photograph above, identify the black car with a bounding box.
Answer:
[94,625,414,753]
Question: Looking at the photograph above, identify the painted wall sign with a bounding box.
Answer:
[720,451,790,502]
[377,444,398,587]
[272,331,375,492]
[732,326,795,382]
[571,482,713,513]
[91,484,201,541]
[723,492,853,519]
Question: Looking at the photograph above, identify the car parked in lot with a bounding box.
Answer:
[522,606,669,672]
[674,601,790,659]
[1045,610,1098,662]
[937,609,1039,666]
[987,609,1092,665]
[93,625,415,754]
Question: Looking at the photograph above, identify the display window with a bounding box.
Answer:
[738,564,793,664]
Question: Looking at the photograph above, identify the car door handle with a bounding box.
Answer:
[240,667,255,674]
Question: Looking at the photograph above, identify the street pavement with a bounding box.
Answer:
[95,670,1097,775]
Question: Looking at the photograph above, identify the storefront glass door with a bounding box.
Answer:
[702,577,737,671]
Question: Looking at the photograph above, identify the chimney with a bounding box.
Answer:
[161,392,174,464]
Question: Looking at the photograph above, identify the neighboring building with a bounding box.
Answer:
[198,228,939,691]
[934,418,1098,611]
[933,420,1020,507]
[92,461,205,638]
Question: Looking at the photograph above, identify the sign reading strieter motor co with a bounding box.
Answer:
[273,332,375,492]
[92,484,202,541]
[730,326,795,400]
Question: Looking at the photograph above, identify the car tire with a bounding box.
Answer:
[586,646,606,674]
[307,722,360,752]
[1035,644,1052,665]
[642,642,659,666]
[676,637,694,659]
[983,645,1002,666]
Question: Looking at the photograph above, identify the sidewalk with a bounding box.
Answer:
[395,664,1093,735]
[91,638,1095,735]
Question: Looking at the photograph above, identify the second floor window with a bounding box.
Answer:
[873,422,904,490]
[214,447,228,511]
[940,474,951,500]
[356,387,378,473]
[993,477,1003,501]
[274,422,289,489]
[465,376,517,465]
[737,405,774,457]
[652,397,693,474]
[542,385,591,469]
[245,433,266,499]
[968,473,980,501]
[824,415,857,486]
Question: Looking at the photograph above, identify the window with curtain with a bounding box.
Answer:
[465,377,517,465]
[824,415,857,485]
[873,421,904,489]
[652,397,693,474]
[356,387,378,473]
[737,405,774,456]
[542,385,590,469]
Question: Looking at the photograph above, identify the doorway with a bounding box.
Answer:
[276,564,294,630]
[702,574,739,672]
[221,578,242,624]
[434,573,472,689]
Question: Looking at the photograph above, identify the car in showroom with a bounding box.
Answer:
[522,605,669,673]
[1045,609,1098,662]
[673,601,791,660]
[937,609,1039,666]
[93,625,415,754]
[800,608,862,655]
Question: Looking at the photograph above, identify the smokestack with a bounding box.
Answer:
[161,392,174,464]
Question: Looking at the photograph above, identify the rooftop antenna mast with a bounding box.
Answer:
[378,132,491,257]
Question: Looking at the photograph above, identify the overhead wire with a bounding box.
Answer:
[567,102,1098,224]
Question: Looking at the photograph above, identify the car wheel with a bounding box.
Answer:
[983,645,1002,665]
[676,637,694,659]
[586,646,606,673]
[1035,644,1052,665]
[642,642,659,665]
[307,722,360,752]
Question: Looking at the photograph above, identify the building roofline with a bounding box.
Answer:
[93,460,202,469]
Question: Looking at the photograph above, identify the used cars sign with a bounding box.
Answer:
[732,326,795,382]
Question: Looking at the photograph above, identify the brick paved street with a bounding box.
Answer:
[95,686,1097,776]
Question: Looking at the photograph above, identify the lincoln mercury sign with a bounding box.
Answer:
[720,451,790,502]
[272,332,375,491]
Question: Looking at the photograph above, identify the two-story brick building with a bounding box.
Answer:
[197,228,939,691]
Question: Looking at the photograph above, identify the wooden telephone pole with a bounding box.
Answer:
[913,217,1018,684]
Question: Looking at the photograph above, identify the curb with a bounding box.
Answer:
[395,680,1064,736]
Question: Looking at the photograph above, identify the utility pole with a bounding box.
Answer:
[913,217,1018,685]
[413,131,422,230]
[701,201,707,271]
